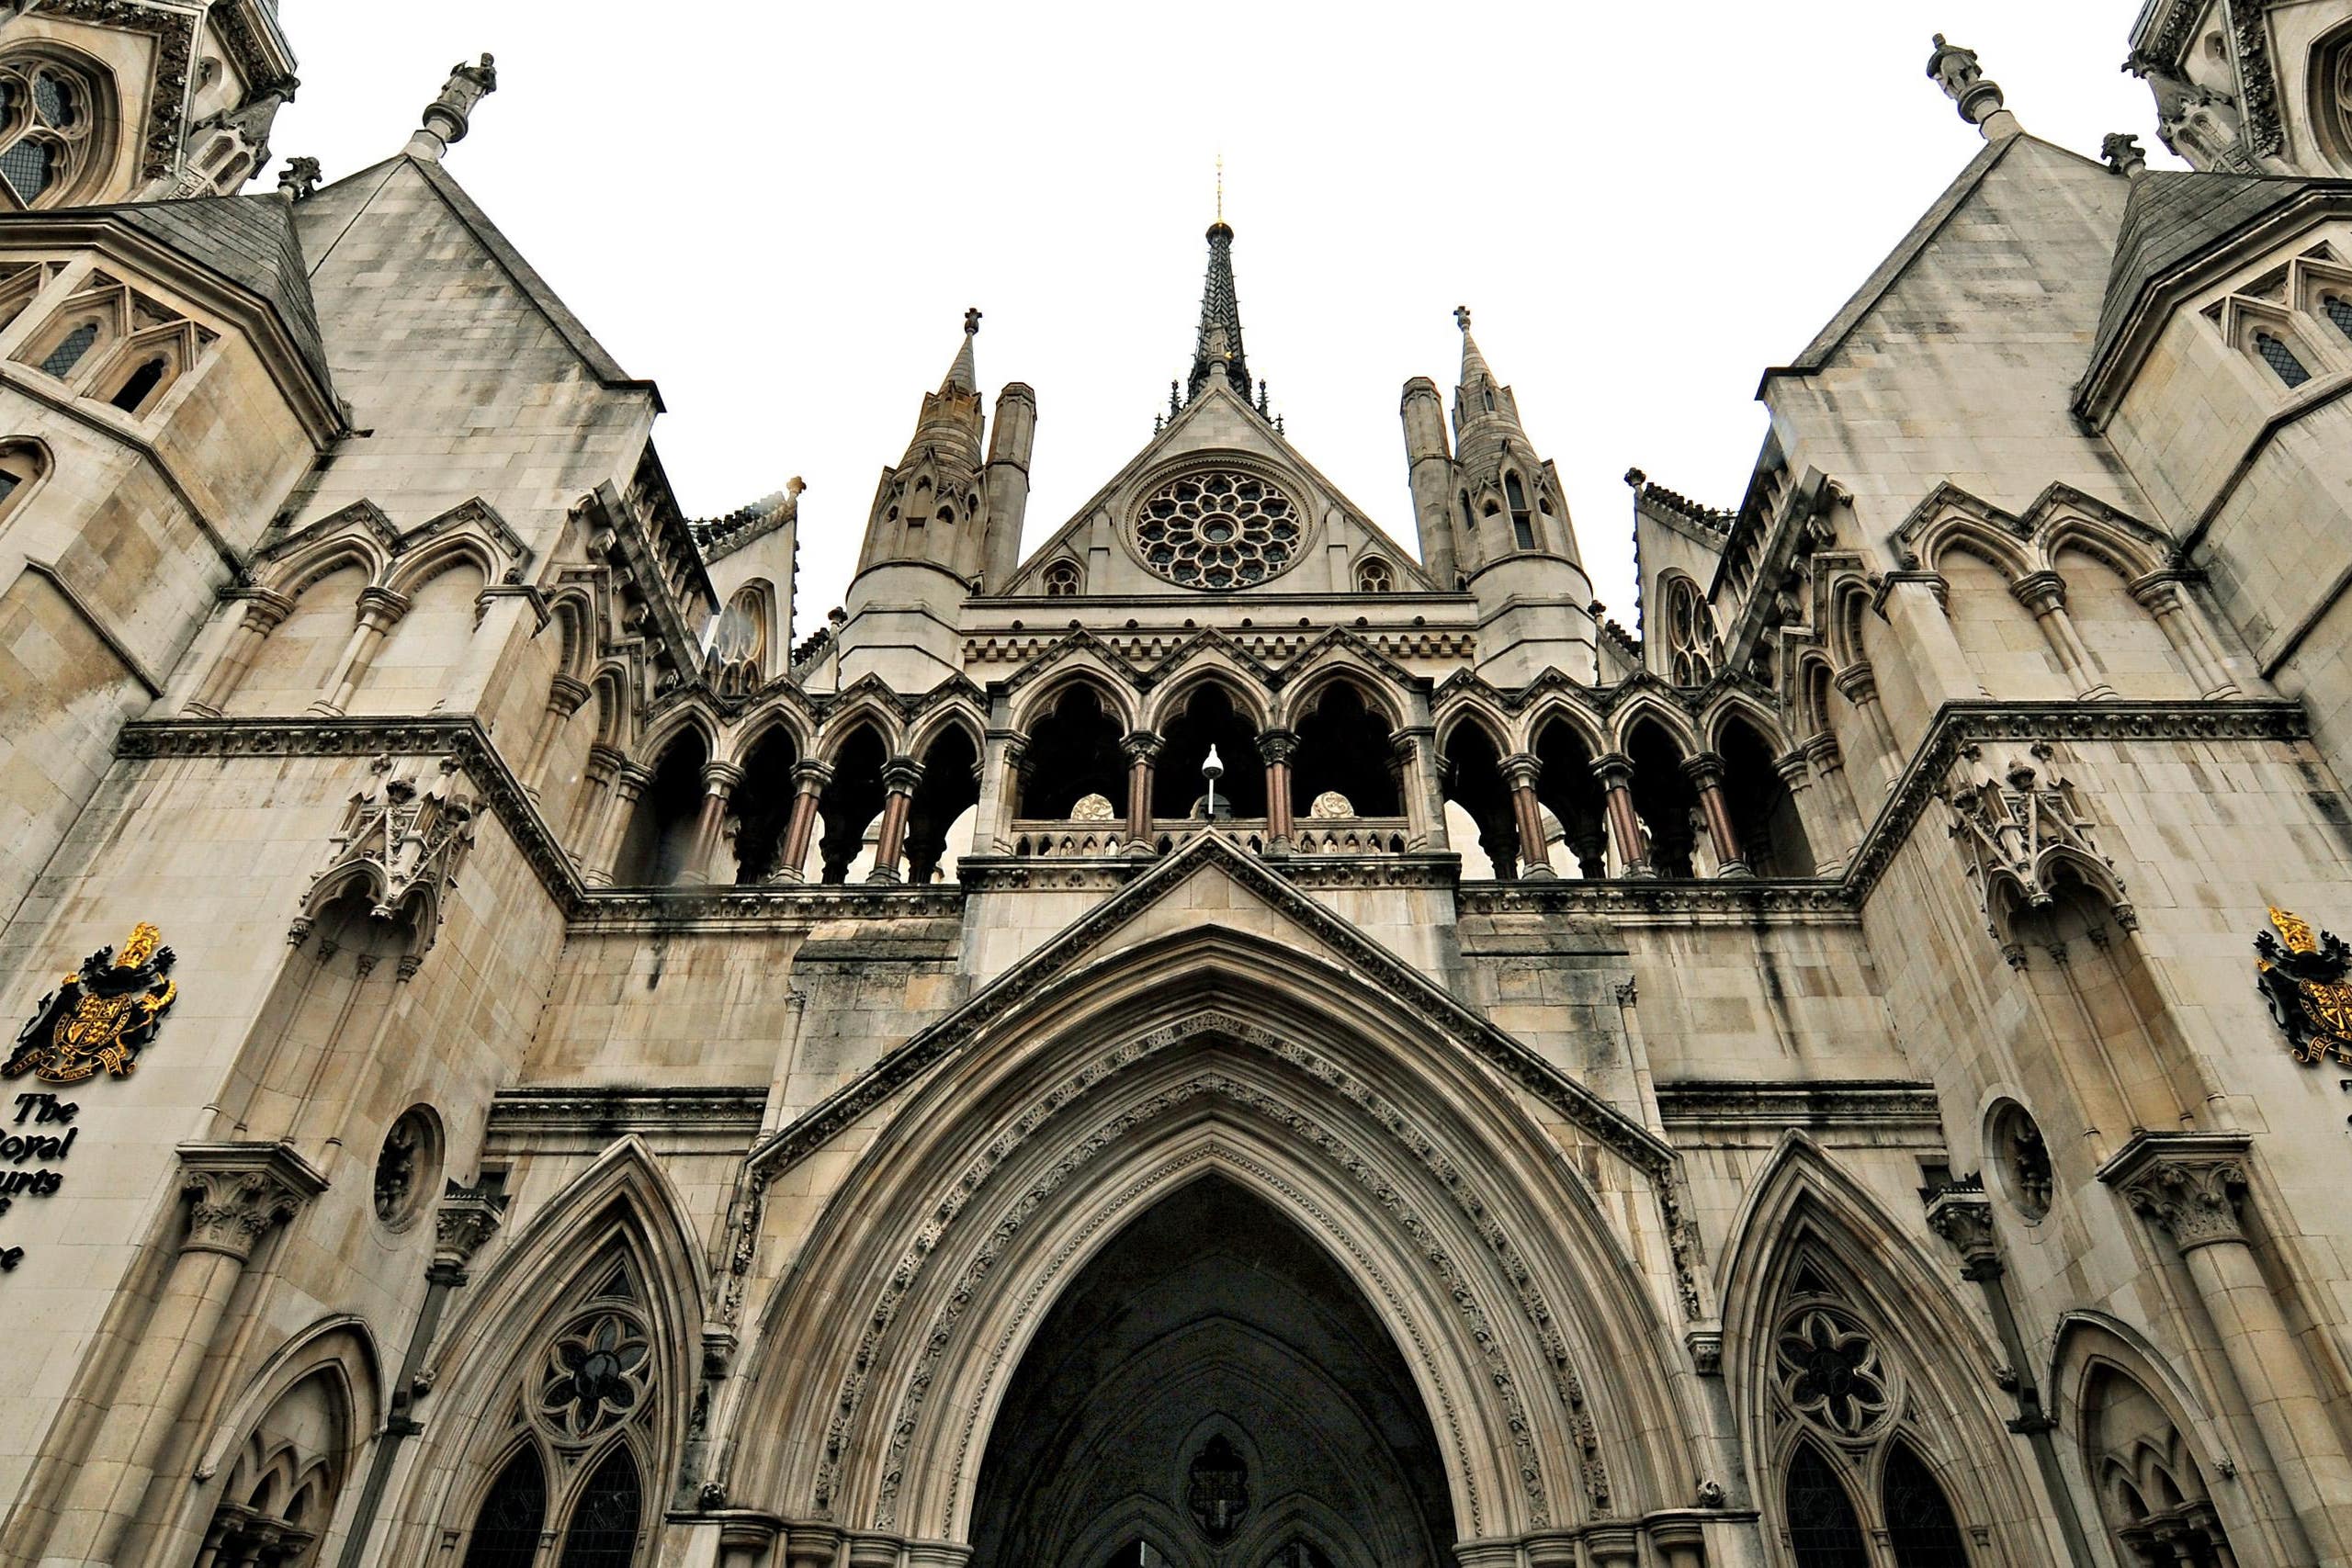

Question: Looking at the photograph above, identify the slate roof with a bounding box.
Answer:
[2085,170,2334,382]
[6,193,334,403]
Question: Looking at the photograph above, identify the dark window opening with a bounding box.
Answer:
[555,1446,641,1568]
[2256,332,2312,387]
[1017,684,1125,818]
[817,725,888,884]
[1291,682,1400,818]
[459,1449,548,1568]
[613,734,707,886]
[1442,722,1520,880]
[1532,718,1608,878]
[729,729,799,885]
[904,727,979,885]
[1717,715,1813,876]
[1625,718,1699,878]
[108,355,168,413]
[0,468,18,507]
[1152,684,1264,818]
[1785,1443,1871,1567]
[38,320,96,379]
[1883,1444,1971,1568]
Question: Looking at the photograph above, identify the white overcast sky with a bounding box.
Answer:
[272,2,2167,638]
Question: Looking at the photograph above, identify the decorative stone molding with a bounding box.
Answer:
[300,753,479,952]
[484,1086,767,1141]
[431,1179,509,1278]
[2100,1133,2254,1255]
[1459,880,1853,924]
[175,1142,328,1262]
[1924,1177,2002,1280]
[1655,1081,1944,1134]
[38,0,198,178]
[1942,742,2132,948]
[2228,0,2283,157]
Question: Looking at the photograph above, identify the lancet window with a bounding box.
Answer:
[2256,332,2311,386]
[447,1254,660,1568]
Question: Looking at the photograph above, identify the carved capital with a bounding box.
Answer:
[2010,570,2068,616]
[1120,730,1164,762]
[176,1143,328,1262]
[1255,728,1298,766]
[1589,751,1635,790]
[546,672,593,716]
[2102,1134,2253,1254]
[701,760,747,796]
[881,756,924,795]
[355,584,413,630]
[791,759,835,794]
[1681,750,1727,789]
[1831,661,1879,704]
[1925,1181,2003,1277]
[431,1179,509,1276]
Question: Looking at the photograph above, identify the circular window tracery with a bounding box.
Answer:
[1133,468,1303,590]
[534,1307,653,1445]
[1774,1302,1894,1440]
[0,57,99,209]
[373,1105,442,1232]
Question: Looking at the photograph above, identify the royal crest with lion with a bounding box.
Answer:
[2256,908,2352,1066]
[5,922,178,1084]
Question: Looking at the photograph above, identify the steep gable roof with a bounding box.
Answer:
[9,192,334,407]
[2077,170,2352,416]
[299,155,659,406]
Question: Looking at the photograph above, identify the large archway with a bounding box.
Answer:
[967,1174,1453,1568]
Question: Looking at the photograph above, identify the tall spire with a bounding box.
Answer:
[1454,305,1497,403]
[1188,216,1250,402]
[942,306,980,394]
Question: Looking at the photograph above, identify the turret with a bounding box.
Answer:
[837,310,990,689]
[1399,376,1457,587]
[982,381,1036,592]
[1443,308,1596,684]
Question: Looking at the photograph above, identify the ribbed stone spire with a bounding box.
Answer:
[1454,305,1498,403]
[1188,220,1250,402]
[941,306,980,394]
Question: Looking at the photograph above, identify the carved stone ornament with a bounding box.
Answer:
[1943,745,2133,947]
[175,1144,327,1263]
[1068,792,1117,821]
[1186,1433,1250,1541]
[1924,1178,2002,1279]
[301,754,479,953]
[2255,908,2352,1066]
[4,922,177,1084]
[2119,1156,2247,1254]
[1133,468,1304,589]
[1774,1302,1894,1441]
[432,1179,508,1274]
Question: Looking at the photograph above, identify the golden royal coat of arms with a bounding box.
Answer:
[4,922,178,1084]
[2255,908,2352,1066]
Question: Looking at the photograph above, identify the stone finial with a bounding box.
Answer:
[1453,304,1472,332]
[2101,131,2150,179]
[963,306,982,336]
[408,53,498,162]
[275,155,322,202]
[1927,33,2016,139]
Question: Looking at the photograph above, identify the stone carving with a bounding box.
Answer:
[1924,1177,2001,1278]
[1187,1434,1249,1540]
[36,0,196,178]
[1775,1301,1894,1441]
[433,1180,508,1275]
[277,155,322,201]
[2100,132,2148,176]
[1069,792,1117,821]
[2120,1156,2247,1253]
[373,1111,430,1226]
[1943,745,2132,948]
[1927,33,2005,124]
[2255,908,2352,1066]
[421,54,498,146]
[1307,790,1354,819]
[2228,0,2284,157]
[1134,468,1304,589]
[183,1168,308,1262]
[5,921,178,1084]
[300,754,479,952]
[535,1307,653,1444]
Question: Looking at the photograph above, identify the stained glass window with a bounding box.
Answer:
[1784,1443,1871,1568]
[556,1447,641,1568]
[39,321,96,379]
[460,1449,548,1568]
[2256,333,2312,387]
[0,137,53,204]
[1884,1443,1972,1567]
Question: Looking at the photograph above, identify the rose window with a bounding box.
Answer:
[1774,1305,1892,1438]
[0,59,97,209]
[1134,468,1302,589]
[535,1310,652,1443]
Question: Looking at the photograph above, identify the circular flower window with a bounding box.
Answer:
[536,1309,653,1444]
[1775,1304,1894,1440]
[1134,468,1303,589]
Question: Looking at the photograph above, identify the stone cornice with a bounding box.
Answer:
[1460,878,1855,925]
[484,1086,767,1140]
[1654,1080,1946,1131]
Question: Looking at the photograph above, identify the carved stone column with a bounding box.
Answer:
[1121,731,1162,854]
[1832,662,1903,789]
[1924,1183,2101,1568]
[1592,752,1650,877]
[184,589,293,717]
[587,762,653,886]
[868,757,923,884]
[47,1145,325,1568]
[1683,751,1748,877]
[567,743,624,869]
[1801,732,1866,873]
[777,760,833,883]
[784,1526,843,1568]
[2130,572,2239,698]
[1500,751,1555,879]
[1646,1517,1707,1568]
[2108,1134,2352,1562]
[686,760,745,883]
[1259,729,1298,852]
[519,672,592,796]
[2012,571,2116,701]
[974,725,1023,853]
[1393,725,1444,852]
[309,585,410,716]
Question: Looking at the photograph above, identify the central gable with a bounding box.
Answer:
[1001,378,1432,600]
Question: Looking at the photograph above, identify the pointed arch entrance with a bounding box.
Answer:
[721,873,1709,1563]
[967,1173,1451,1568]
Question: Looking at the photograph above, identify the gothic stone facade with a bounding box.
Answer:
[5,4,2352,1568]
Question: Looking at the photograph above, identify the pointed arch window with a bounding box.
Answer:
[1784,1444,1871,1568]
[461,1450,548,1568]
[0,56,103,209]
[1457,491,1474,533]
[0,438,45,525]
[2325,294,2352,343]
[2256,331,2312,387]
[1505,472,1535,549]
[556,1448,642,1568]
[1354,557,1394,593]
[1042,558,1082,597]
[1883,1443,1971,1567]
[107,353,168,414]
[37,319,96,379]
